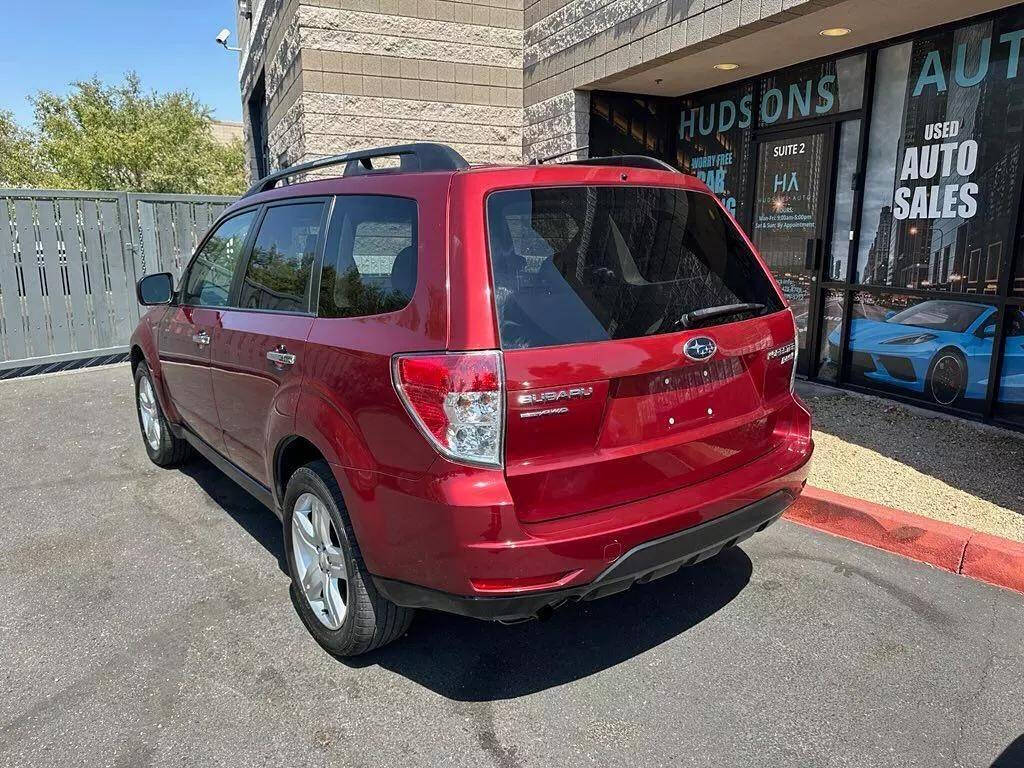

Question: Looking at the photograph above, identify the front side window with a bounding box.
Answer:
[182,210,257,307]
[318,196,418,319]
[239,202,325,312]
[486,186,783,350]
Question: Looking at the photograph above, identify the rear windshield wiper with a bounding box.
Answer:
[676,303,766,330]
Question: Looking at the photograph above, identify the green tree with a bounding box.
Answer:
[19,72,245,194]
[0,110,46,187]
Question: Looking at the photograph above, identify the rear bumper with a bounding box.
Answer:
[340,397,813,604]
[373,489,795,621]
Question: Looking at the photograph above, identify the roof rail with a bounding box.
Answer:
[562,155,680,173]
[243,142,469,198]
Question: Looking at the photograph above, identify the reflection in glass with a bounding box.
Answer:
[240,203,323,312]
[828,121,860,282]
[758,53,866,128]
[855,10,1024,293]
[818,290,845,382]
[677,82,756,223]
[843,293,996,412]
[996,308,1024,423]
[751,132,827,374]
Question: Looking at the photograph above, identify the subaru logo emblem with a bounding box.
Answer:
[683,336,717,362]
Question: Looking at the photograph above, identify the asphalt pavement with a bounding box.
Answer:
[1,364,1023,768]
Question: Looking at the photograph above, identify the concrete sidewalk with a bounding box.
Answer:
[798,381,1024,542]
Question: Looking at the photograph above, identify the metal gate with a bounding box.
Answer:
[0,189,235,376]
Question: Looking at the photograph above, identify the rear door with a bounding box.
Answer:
[159,209,259,452]
[211,199,327,485]
[485,183,797,523]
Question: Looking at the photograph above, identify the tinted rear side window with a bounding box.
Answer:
[239,202,325,312]
[486,186,783,350]
[318,196,418,318]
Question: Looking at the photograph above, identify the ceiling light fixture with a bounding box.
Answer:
[819,27,852,37]
[714,63,739,71]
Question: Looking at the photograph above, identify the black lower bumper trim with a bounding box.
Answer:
[373,489,796,622]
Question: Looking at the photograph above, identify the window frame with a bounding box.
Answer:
[176,205,263,310]
[228,195,334,317]
[315,193,421,320]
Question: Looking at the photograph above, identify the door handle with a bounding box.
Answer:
[267,348,296,366]
[192,331,210,346]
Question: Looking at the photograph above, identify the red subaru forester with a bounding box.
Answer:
[130,143,813,656]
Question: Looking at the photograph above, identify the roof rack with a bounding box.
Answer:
[561,155,680,173]
[243,142,469,198]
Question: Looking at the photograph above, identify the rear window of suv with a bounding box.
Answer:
[485,185,783,350]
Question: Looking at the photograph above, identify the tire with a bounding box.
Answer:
[134,362,191,467]
[926,349,967,407]
[283,461,413,656]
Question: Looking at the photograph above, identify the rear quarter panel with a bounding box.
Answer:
[292,174,452,570]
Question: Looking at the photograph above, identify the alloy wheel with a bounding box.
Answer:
[137,376,162,451]
[930,355,964,406]
[291,492,349,630]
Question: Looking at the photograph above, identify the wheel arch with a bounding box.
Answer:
[273,434,333,510]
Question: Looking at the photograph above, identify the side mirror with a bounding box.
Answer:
[884,310,896,320]
[137,273,174,305]
[980,324,997,339]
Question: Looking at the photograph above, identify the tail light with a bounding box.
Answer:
[392,350,505,468]
[788,308,799,393]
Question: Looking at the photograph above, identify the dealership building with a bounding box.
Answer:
[236,0,1024,429]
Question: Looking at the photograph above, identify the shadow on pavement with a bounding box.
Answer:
[175,453,753,699]
[344,547,753,701]
[992,733,1024,767]
[179,457,288,575]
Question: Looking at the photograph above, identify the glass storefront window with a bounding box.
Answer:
[847,292,998,412]
[751,131,829,374]
[856,10,1024,293]
[996,306,1024,424]
[829,121,861,281]
[677,82,755,222]
[589,92,672,164]
[818,289,846,382]
[759,53,867,128]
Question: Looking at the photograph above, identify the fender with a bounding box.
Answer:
[130,306,181,423]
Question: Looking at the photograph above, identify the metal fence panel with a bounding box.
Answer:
[0,189,236,373]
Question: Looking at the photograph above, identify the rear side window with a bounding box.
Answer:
[486,186,783,350]
[318,196,418,318]
[182,210,257,307]
[239,202,325,312]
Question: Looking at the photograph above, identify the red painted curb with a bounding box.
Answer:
[961,533,1024,593]
[783,486,1024,594]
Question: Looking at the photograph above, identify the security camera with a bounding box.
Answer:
[216,28,241,52]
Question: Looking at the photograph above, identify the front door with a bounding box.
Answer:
[212,199,327,485]
[158,306,224,452]
[158,208,259,451]
[750,127,833,376]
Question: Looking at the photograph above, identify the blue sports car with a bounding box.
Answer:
[827,300,1024,407]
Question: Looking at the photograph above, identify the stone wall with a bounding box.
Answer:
[241,0,525,171]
